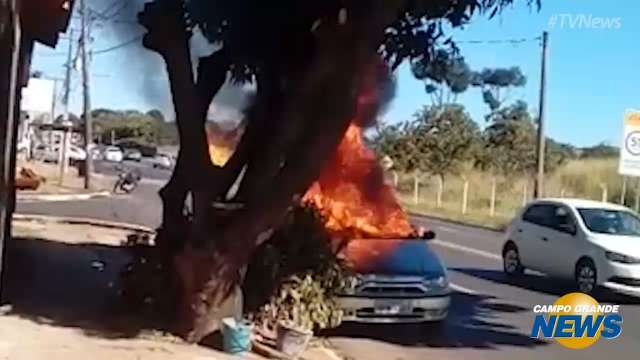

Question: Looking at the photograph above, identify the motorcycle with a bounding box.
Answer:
[113,166,141,194]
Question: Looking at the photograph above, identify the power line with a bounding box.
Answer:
[455,36,542,45]
[91,34,144,55]
[90,0,126,21]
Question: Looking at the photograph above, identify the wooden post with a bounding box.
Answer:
[620,177,627,205]
[462,179,469,215]
[0,0,20,302]
[522,182,528,206]
[635,179,640,212]
[413,173,419,205]
[600,183,608,203]
[489,177,496,217]
[436,176,443,208]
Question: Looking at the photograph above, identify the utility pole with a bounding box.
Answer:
[534,31,548,199]
[58,30,73,185]
[80,0,93,189]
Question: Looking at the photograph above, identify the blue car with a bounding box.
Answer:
[338,238,451,323]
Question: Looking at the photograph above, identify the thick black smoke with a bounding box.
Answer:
[88,0,251,121]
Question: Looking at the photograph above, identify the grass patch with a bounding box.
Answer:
[394,157,631,230]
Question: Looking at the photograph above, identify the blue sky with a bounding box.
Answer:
[32,0,639,147]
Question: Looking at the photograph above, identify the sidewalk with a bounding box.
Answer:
[16,159,112,195]
[2,216,342,360]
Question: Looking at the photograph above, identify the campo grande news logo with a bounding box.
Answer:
[530,293,623,349]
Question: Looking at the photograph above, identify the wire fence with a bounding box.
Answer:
[390,159,635,229]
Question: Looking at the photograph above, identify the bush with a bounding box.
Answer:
[243,206,348,332]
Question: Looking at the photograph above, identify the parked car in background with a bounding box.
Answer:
[503,198,640,297]
[123,149,142,162]
[116,140,157,157]
[104,146,124,162]
[337,235,450,323]
[152,153,173,169]
[67,145,87,161]
[32,144,86,163]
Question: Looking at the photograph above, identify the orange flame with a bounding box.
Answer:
[302,123,414,240]
[206,123,241,166]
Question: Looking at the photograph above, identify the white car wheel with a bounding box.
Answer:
[576,260,597,294]
[503,243,524,276]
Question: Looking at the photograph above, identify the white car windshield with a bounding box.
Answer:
[578,208,640,236]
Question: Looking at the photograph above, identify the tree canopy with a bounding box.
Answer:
[132,0,542,342]
[91,108,178,145]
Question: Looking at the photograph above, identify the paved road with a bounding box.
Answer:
[93,159,173,181]
[15,189,640,360]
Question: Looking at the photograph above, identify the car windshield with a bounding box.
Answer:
[578,208,640,236]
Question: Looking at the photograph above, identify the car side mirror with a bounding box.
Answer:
[421,230,436,240]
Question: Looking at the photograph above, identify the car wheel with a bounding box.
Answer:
[575,259,597,294]
[503,243,524,276]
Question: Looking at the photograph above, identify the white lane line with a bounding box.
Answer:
[437,226,461,234]
[432,239,502,261]
[449,282,479,295]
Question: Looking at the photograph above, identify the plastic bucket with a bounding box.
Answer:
[276,323,312,358]
[221,318,253,354]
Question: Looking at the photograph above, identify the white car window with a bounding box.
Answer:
[578,208,640,236]
[522,204,556,228]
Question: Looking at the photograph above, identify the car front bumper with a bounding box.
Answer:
[338,295,450,323]
[599,260,640,297]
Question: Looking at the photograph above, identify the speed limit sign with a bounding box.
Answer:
[619,110,640,176]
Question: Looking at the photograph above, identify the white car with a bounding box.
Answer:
[503,198,640,297]
[33,144,86,162]
[104,146,124,162]
[67,145,87,161]
[152,153,173,169]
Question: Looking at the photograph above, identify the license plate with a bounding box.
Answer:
[374,300,410,315]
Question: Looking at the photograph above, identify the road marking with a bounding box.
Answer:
[432,239,502,261]
[449,282,479,295]
[437,226,461,234]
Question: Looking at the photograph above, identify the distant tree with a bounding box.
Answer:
[412,104,480,183]
[372,121,425,173]
[476,101,566,176]
[147,109,166,122]
[472,66,526,118]
[91,108,179,145]
[580,143,619,158]
[54,112,81,126]
[411,49,473,106]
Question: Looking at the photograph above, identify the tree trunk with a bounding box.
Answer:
[141,0,401,343]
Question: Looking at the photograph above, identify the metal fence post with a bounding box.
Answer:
[600,183,608,203]
[436,176,443,208]
[489,177,496,217]
[462,179,469,215]
[413,173,419,205]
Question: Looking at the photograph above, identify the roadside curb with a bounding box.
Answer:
[409,212,505,233]
[17,191,111,202]
[13,213,156,234]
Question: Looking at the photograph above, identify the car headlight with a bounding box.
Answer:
[424,275,448,288]
[605,251,640,264]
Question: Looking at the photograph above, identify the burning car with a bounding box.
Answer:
[336,234,450,323]
[301,124,451,324]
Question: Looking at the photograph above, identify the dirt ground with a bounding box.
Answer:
[1,219,259,359]
[16,160,111,194]
[1,219,341,360]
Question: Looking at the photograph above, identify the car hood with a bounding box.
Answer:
[340,239,446,278]
[589,234,640,258]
